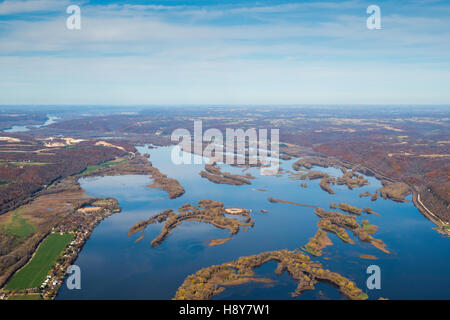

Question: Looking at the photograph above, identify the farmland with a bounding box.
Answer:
[6,233,73,290]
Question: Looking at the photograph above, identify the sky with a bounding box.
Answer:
[0,0,449,105]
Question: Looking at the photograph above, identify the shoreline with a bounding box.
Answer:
[412,191,449,236]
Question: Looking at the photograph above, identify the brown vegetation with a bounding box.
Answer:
[199,163,252,186]
[207,238,232,246]
[174,249,368,300]
[291,160,368,195]
[378,181,411,202]
[359,254,377,260]
[267,197,317,208]
[0,135,131,215]
[330,203,364,215]
[303,228,333,256]
[360,191,378,201]
[313,208,389,254]
[128,200,253,247]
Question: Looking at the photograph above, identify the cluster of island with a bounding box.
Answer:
[170,196,389,301]
[266,195,387,257]
[288,157,413,209]
[304,206,388,256]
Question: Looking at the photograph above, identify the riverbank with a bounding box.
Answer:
[413,191,450,236]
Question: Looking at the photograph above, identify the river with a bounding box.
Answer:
[57,145,450,300]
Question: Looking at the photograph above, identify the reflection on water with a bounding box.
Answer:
[57,146,450,300]
[3,115,58,132]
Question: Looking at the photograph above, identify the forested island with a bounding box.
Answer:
[291,159,369,194]
[129,200,253,247]
[174,249,368,300]
[199,163,254,185]
[306,207,388,255]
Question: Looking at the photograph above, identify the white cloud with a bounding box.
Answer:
[0,0,449,104]
[0,0,70,15]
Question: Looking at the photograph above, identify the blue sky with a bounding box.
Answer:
[0,0,449,105]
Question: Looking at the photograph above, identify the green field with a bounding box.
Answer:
[0,210,36,238]
[7,294,42,300]
[6,233,73,290]
[76,158,127,176]
[62,145,81,150]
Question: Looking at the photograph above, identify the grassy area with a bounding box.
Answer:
[76,158,127,176]
[361,223,371,230]
[0,161,51,166]
[302,245,316,256]
[6,233,73,290]
[7,294,42,300]
[0,210,36,238]
[358,293,369,300]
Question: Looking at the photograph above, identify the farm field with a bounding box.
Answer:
[6,233,73,290]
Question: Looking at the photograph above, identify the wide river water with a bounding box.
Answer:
[2,115,58,133]
[57,145,450,300]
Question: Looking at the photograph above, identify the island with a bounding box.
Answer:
[266,198,388,255]
[128,200,254,247]
[330,202,379,216]
[199,163,253,185]
[360,191,378,201]
[207,238,232,246]
[174,249,368,300]
[302,228,333,257]
[291,157,369,194]
[267,197,317,208]
[312,207,389,254]
[378,181,411,202]
[359,254,378,260]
